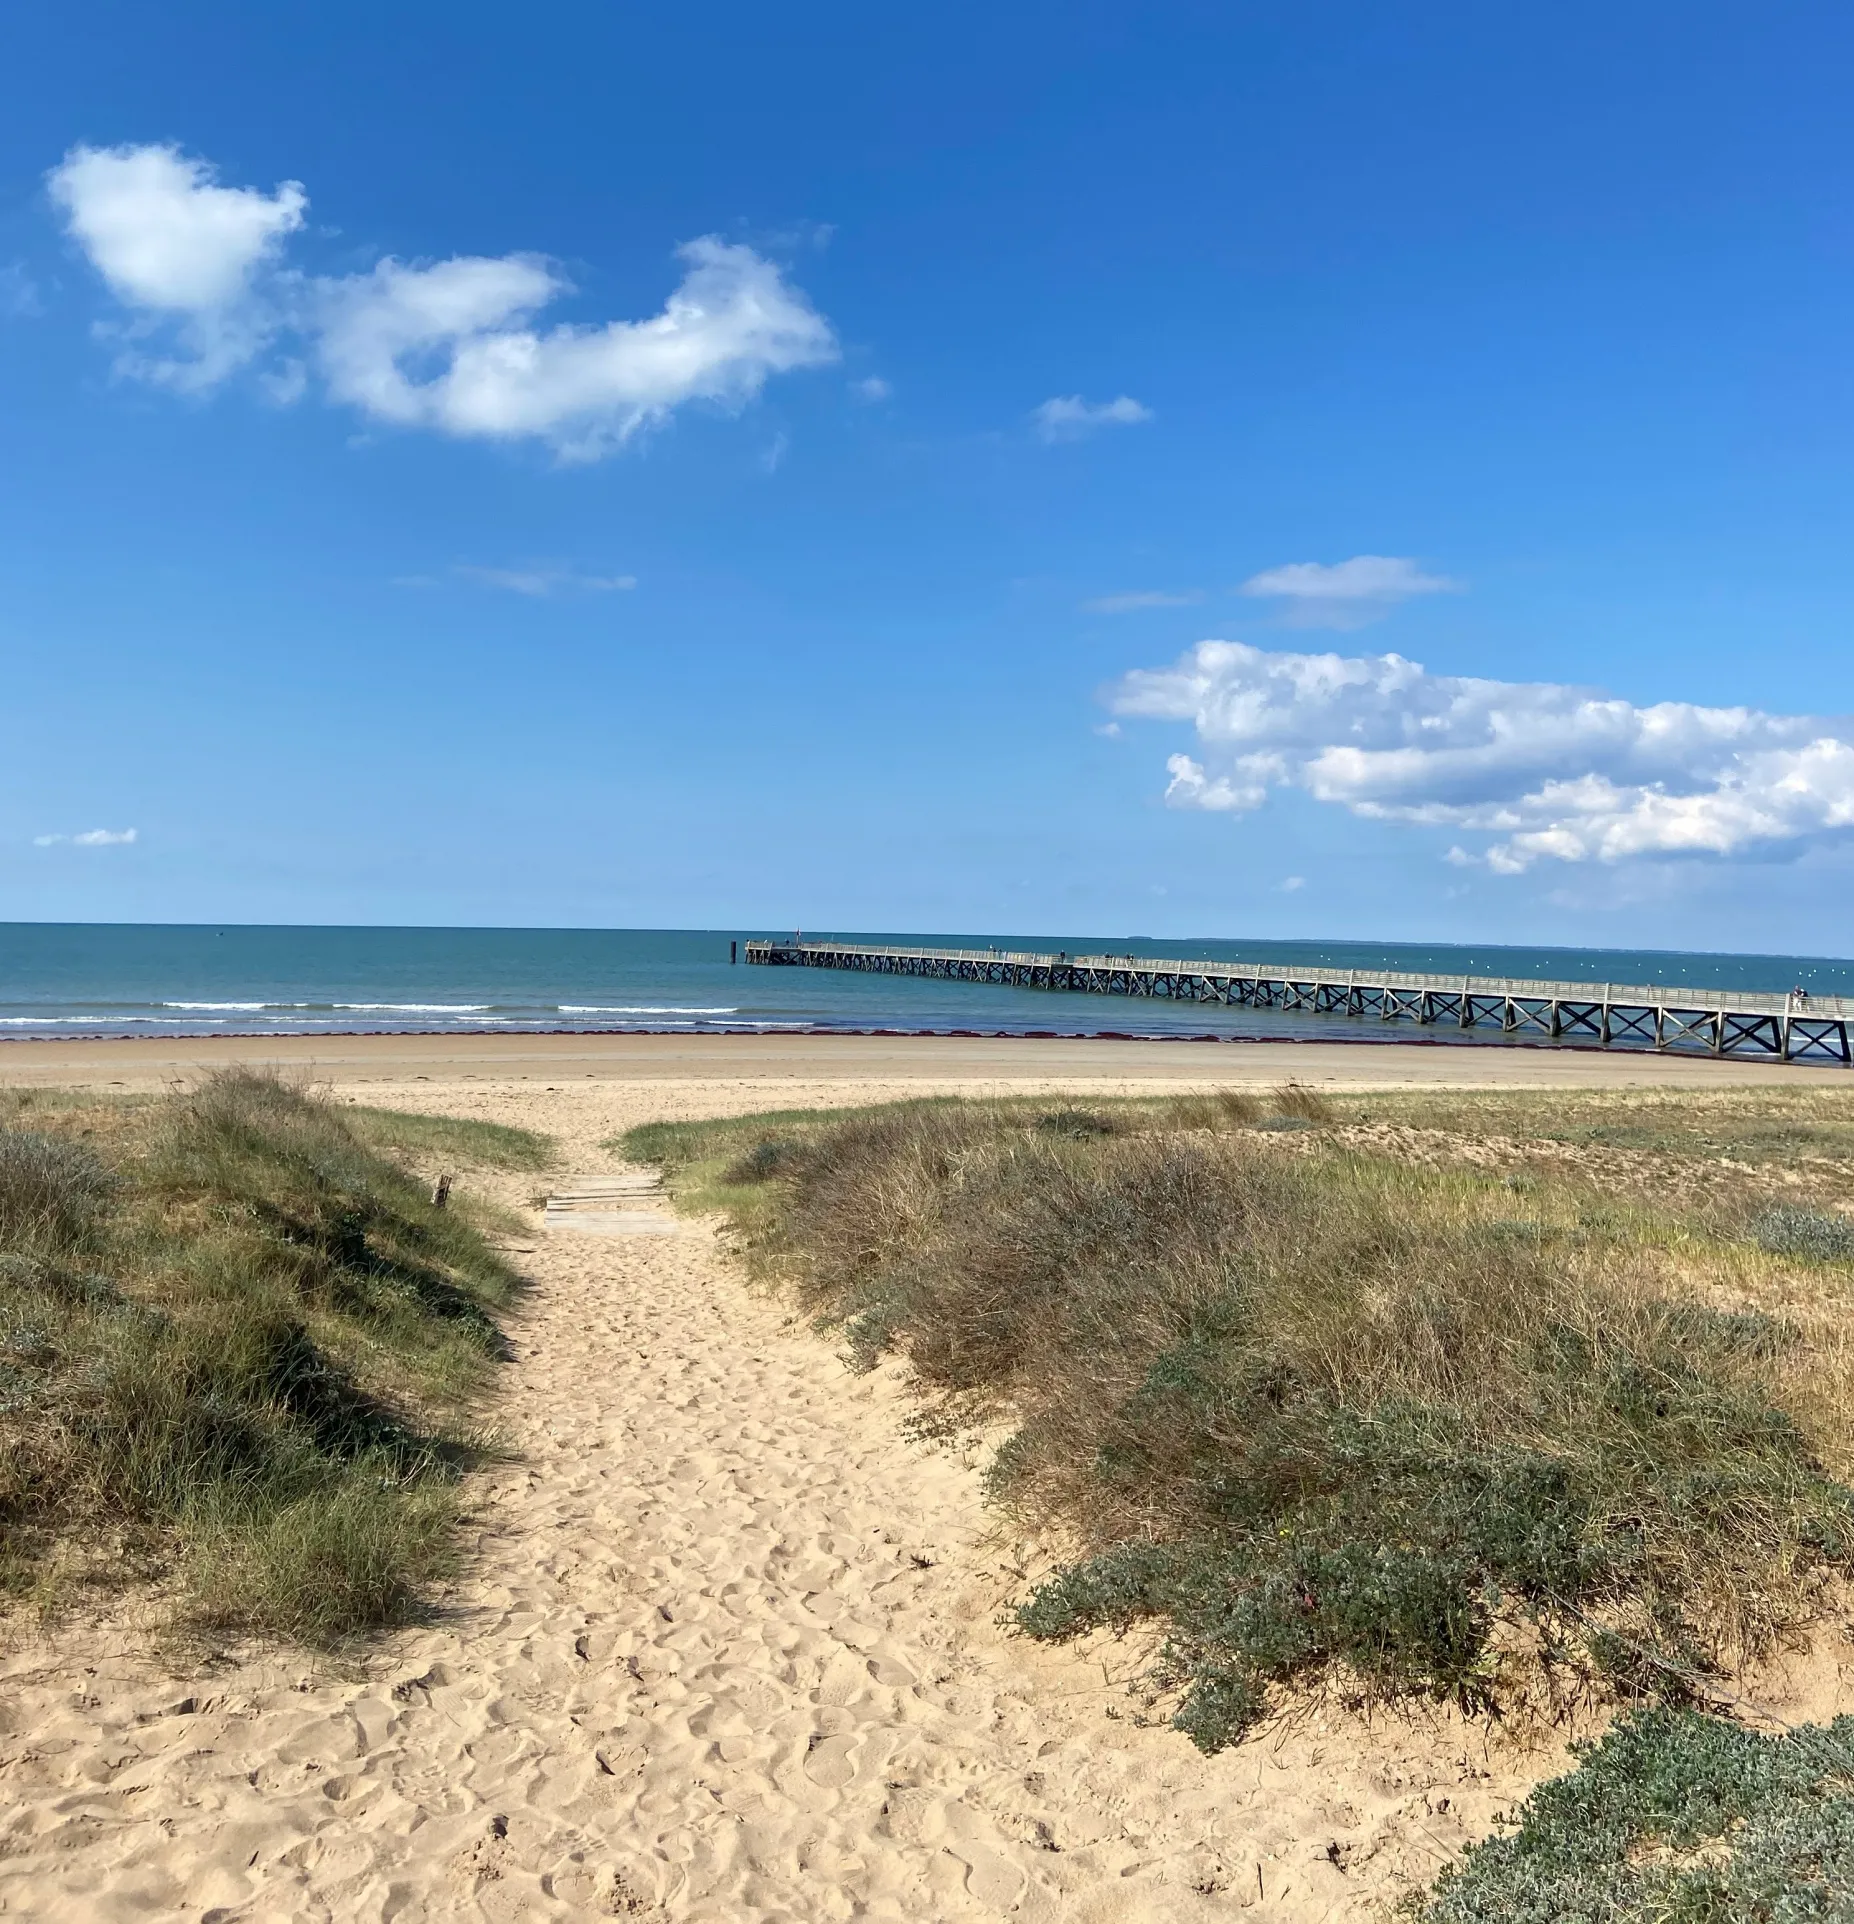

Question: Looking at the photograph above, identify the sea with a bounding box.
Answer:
[1,923,1851,1049]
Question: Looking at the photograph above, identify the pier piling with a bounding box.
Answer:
[744,940,1851,1064]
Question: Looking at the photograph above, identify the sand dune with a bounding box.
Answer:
[0,1073,1772,1921]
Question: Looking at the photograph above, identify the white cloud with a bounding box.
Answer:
[1032,393,1153,443]
[1110,639,1854,872]
[315,237,833,458]
[48,143,304,388]
[36,827,138,847]
[1239,555,1461,630]
[853,375,891,401]
[1082,589,1203,614]
[1281,875,1306,892]
[455,564,636,596]
[49,142,835,455]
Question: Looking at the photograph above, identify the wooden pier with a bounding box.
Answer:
[744,940,1852,1063]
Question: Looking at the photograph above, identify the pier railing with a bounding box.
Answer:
[743,940,1852,1063]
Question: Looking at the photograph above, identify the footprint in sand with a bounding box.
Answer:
[802,1730,860,1788]
[953,1841,1029,1909]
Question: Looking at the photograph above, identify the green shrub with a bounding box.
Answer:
[723,1137,807,1185]
[1035,1109,1117,1140]
[1420,1707,1854,1922]
[1751,1205,1854,1264]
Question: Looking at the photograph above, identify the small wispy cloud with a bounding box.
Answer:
[1280,875,1305,892]
[1239,555,1461,631]
[1082,589,1204,615]
[0,263,42,318]
[36,827,138,847]
[852,375,891,401]
[453,565,637,597]
[759,430,789,474]
[1032,393,1153,443]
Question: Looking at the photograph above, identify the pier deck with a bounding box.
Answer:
[744,940,1852,1063]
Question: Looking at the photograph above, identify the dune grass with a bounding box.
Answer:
[347,1104,561,1173]
[624,1087,1854,1757]
[1328,1083,1854,1168]
[0,1070,530,1643]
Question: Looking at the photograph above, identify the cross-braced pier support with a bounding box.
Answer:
[743,940,1851,1064]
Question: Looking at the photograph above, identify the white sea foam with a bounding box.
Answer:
[558,1005,739,1015]
[0,1015,163,1025]
[334,1003,494,1013]
[165,1001,272,1011]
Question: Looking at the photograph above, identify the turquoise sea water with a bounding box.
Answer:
[1,923,1851,1048]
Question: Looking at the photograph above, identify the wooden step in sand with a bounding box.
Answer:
[542,1172,679,1236]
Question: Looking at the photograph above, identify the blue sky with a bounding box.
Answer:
[5,2,1854,951]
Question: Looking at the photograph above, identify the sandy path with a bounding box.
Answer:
[2,1079,1582,1921]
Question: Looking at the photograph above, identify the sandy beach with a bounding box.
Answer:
[4,1027,1849,1093]
[2,1039,1847,1921]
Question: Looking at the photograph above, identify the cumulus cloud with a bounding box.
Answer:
[1239,555,1461,630]
[315,239,833,459]
[1109,640,1854,872]
[48,142,835,454]
[1032,393,1153,442]
[1082,589,1204,614]
[35,827,138,847]
[48,143,304,387]
[455,564,636,596]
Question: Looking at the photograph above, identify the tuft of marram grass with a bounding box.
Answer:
[0,1069,515,1642]
[634,1096,1854,1753]
[0,1130,116,1258]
